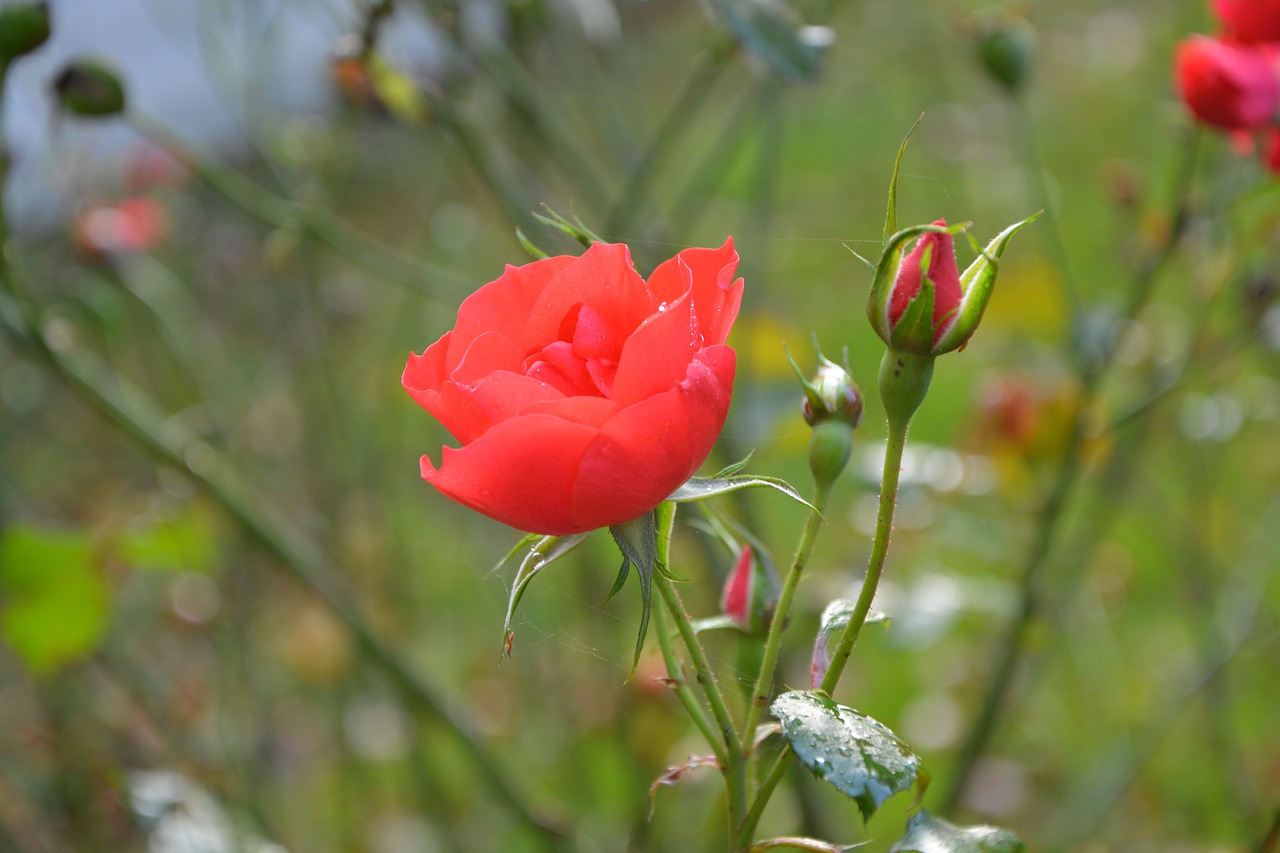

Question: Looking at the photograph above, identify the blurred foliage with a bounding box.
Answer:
[0,0,1278,851]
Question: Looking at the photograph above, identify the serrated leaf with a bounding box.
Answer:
[810,599,889,688]
[668,474,813,510]
[501,532,590,657]
[690,614,744,634]
[888,810,1026,853]
[772,690,926,822]
[0,524,109,676]
[609,511,658,676]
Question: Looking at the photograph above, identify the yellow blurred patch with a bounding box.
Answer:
[734,311,805,380]
[978,255,1069,343]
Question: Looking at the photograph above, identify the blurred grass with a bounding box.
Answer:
[1,0,1279,850]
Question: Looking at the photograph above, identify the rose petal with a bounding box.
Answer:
[421,414,600,535]
[520,243,653,352]
[647,238,743,346]
[447,255,576,372]
[611,289,696,406]
[568,346,735,531]
[452,331,525,385]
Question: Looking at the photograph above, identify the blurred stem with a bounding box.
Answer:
[604,35,734,237]
[1255,808,1280,853]
[941,128,1200,815]
[740,493,828,750]
[736,415,911,846]
[1012,88,1081,322]
[132,117,472,298]
[0,270,568,850]
[653,505,747,844]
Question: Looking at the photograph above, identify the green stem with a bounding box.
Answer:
[735,413,912,846]
[653,508,728,765]
[818,415,910,695]
[652,512,747,842]
[740,495,828,749]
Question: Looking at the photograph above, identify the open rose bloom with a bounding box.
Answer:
[403,240,742,536]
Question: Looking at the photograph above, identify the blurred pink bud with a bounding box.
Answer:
[1175,35,1280,130]
[720,546,755,629]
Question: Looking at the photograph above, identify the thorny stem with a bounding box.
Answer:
[819,416,910,695]
[735,415,911,846]
[653,510,729,766]
[653,502,748,843]
[740,494,828,750]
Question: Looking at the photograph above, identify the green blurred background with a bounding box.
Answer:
[1,0,1277,850]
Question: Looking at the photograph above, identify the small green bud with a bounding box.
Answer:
[975,14,1036,94]
[790,342,863,499]
[0,2,50,67]
[53,59,126,118]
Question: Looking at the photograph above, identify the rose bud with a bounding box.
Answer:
[974,13,1036,94]
[53,58,127,118]
[403,240,742,536]
[790,346,862,500]
[1214,0,1280,44]
[1174,36,1280,130]
[0,2,50,68]
[720,545,778,633]
[868,216,1038,360]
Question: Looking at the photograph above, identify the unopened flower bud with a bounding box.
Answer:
[790,344,862,499]
[974,14,1036,93]
[867,214,1039,359]
[720,545,778,633]
[54,59,126,118]
[0,2,50,67]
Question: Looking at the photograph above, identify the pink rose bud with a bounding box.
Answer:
[867,214,1037,365]
[889,219,964,351]
[1215,0,1280,44]
[1175,35,1280,130]
[720,546,756,630]
[403,240,743,535]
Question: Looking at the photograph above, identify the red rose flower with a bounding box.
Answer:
[403,240,743,535]
[1215,0,1280,43]
[1175,35,1280,130]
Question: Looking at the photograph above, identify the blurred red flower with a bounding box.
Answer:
[1175,35,1280,130]
[1215,0,1280,43]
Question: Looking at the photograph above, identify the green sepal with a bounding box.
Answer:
[888,809,1026,852]
[500,532,591,658]
[532,204,604,249]
[609,510,659,677]
[602,557,630,606]
[712,451,756,479]
[884,114,924,243]
[515,228,551,260]
[668,473,813,511]
[933,211,1041,354]
[865,223,950,346]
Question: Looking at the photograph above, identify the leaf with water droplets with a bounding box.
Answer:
[888,810,1025,852]
[771,690,927,822]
